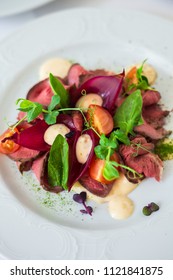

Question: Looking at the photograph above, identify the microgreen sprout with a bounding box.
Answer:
[94,131,142,181]
[73,192,93,216]
[142,202,159,216]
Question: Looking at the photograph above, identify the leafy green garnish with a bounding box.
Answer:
[135,61,150,90]
[16,99,43,122]
[113,90,143,135]
[49,73,69,108]
[48,134,69,190]
[128,60,151,91]
[16,96,61,125]
[103,160,119,181]
[94,131,142,181]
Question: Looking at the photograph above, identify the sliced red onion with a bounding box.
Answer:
[69,73,124,114]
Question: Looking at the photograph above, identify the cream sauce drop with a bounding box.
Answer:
[108,195,134,219]
[39,58,72,80]
[72,173,138,219]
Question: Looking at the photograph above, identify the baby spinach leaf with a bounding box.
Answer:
[49,73,69,108]
[48,134,69,189]
[113,90,143,135]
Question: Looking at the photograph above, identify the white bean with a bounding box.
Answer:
[75,93,103,112]
[76,134,92,164]
[44,124,70,145]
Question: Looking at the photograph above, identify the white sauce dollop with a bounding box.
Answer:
[108,195,134,220]
[39,58,72,80]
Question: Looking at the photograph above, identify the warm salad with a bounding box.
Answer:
[0,58,172,219]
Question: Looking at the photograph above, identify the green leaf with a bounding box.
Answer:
[103,161,119,181]
[49,73,69,108]
[16,98,35,112]
[44,110,59,125]
[100,134,110,147]
[26,102,43,122]
[48,95,60,111]
[113,90,143,135]
[48,134,69,189]
[110,129,130,145]
[94,145,110,160]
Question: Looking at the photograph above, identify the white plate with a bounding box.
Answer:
[0,8,173,260]
[0,0,54,17]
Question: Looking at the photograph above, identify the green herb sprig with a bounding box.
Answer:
[94,132,142,181]
[128,60,151,91]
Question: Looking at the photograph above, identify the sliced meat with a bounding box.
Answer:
[17,160,34,173]
[142,90,161,106]
[67,63,88,87]
[79,171,113,197]
[142,104,169,128]
[134,119,170,140]
[122,136,154,157]
[32,153,63,193]
[27,79,53,107]
[8,146,40,162]
[119,137,163,181]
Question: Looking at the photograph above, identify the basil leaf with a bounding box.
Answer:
[48,134,69,189]
[113,90,143,135]
[48,95,60,111]
[103,161,119,181]
[49,73,69,108]
[44,110,59,125]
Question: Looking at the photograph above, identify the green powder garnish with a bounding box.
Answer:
[155,138,173,160]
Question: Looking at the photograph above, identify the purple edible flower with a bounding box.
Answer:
[73,191,93,216]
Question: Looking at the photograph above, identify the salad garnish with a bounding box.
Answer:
[142,202,160,216]
[73,191,93,216]
[0,59,172,219]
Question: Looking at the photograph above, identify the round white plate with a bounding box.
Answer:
[0,0,54,17]
[0,8,173,260]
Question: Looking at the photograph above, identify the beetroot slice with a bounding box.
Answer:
[67,129,99,191]
[5,120,50,151]
[8,146,41,162]
[69,74,124,115]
